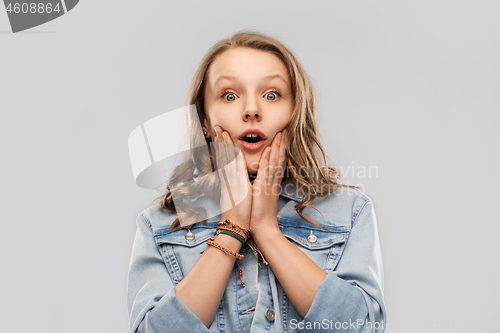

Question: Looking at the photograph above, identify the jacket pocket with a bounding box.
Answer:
[279,223,349,272]
[154,225,216,284]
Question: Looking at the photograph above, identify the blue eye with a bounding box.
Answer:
[265,90,281,101]
[223,91,238,102]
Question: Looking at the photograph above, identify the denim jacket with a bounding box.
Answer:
[127,177,386,332]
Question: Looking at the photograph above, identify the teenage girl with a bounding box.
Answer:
[127,30,386,333]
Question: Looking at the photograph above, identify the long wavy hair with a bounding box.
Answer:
[151,29,361,232]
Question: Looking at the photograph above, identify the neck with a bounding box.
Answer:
[248,172,257,184]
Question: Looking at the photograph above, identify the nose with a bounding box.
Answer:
[242,95,261,121]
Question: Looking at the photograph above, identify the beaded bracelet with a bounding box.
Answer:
[207,234,246,287]
[216,229,246,245]
[216,225,248,242]
[217,219,250,238]
[200,218,268,288]
[206,238,244,260]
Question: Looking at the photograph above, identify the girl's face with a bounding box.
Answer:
[203,47,293,175]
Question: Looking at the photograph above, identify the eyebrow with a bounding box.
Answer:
[213,73,289,86]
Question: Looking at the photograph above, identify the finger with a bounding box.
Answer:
[212,126,228,200]
[265,146,273,185]
[216,128,229,181]
[221,131,236,185]
[218,130,237,207]
[256,146,271,187]
[232,144,251,205]
[223,131,238,206]
[223,131,237,173]
[276,129,287,181]
[268,132,281,179]
[214,127,228,181]
[219,130,229,171]
[234,143,249,182]
[213,126,222,172]
[270,132,282,190]
[275,132,282,164]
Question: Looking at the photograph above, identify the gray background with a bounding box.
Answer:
[1,1,499,332]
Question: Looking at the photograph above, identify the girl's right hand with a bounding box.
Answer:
[213,126,253,228]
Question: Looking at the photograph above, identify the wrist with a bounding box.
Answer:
[251,224,286,256]
[220,214,250,229]
[251,221,282,242]
[213,233,243,253]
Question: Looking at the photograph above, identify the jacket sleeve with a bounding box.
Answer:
[127,213,210,333]
[300,196,386,333]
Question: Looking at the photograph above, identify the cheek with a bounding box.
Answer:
[274,110,293,130]
[204,112,224,134]
[205,107,225,126]
[285,105,293,121]
[206,112,238,134]
[276,103,293,124]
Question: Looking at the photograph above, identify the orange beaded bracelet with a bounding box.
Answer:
[217,219,250,238]
[200,218,267,288]
[206,238,244,260]
[216,225,248,242]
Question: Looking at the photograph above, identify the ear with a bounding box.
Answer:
[202,118,211,139]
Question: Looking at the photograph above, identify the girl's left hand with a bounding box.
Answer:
[249,129,287,235]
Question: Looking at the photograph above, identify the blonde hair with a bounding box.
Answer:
[152,29,361,232]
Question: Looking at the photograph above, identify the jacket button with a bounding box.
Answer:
[185,229,195,240]
[307,230,317,243]
[265,309,275,322]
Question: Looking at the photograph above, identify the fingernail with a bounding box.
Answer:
[213,127,218,139]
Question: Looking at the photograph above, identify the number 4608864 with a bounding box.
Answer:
[6,3,62,14]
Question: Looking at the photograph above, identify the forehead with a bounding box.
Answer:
[206,47,290,86]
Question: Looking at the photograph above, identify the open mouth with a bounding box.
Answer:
[242,134,262,144]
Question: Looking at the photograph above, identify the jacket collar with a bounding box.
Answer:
[278,177,304,202]
[248,170,304,202]
[195,176,303,223]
